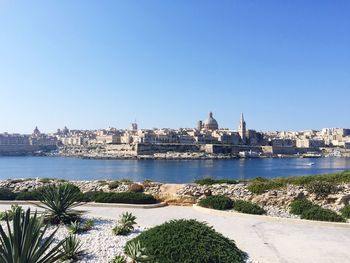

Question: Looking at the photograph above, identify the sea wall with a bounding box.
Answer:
[0,145,56,156]
[135,143,202,155]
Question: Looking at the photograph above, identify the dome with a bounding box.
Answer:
[204,112,218,130]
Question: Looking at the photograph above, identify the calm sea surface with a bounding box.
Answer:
[0,157,349,183]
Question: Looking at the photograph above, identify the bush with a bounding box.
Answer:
[301,207,345,222]
[94,192,157,204]
[76,191,103,202]
[108,181,120,190]
[306,181,338,199]
[126,219,247,263]
[128,183,144,193]
[198,195,233,210]
[247,179,283,195]
[0,208,64,262]
[232,200,266,215]
[15,189,42,200]
[340,205,350,219]
[194,177,238,185]
[0,188,16,200]
[289,199,317,215]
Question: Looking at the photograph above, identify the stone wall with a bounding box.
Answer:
[0,145,57,156]
[135,143,202,155]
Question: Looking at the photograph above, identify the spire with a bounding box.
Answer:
[209,112,213,118]
[240,112,244,123]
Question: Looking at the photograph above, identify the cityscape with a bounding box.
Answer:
[1,1,350,263]
[0,111,349,158]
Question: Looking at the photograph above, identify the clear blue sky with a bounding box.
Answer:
[0,1,349,134]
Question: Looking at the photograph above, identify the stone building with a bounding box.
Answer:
[198,112,219,131]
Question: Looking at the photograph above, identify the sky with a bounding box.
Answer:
[0,0,349,134]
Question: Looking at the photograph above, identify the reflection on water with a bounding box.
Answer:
[0,157,349,183]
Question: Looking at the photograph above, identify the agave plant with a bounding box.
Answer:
[60,234,85,261]
[67,219,95,234]
[37,183,84,224]
[67,220,81,234]
[110,254,126,263]
[0,205,23,221]
[0,208,64,263]
[124,241,150,263]
[112,212,137,235]
[82,218,95,231]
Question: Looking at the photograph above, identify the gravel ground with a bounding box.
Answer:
[46,218,143,263]
[46,217,259,263]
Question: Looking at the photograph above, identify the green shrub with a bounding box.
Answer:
[120,178,132,185]
[0,208,64,262]
[306,181,338,199]
[128,183,144,193]
[194,177,238,185]
[108,181,120,190]
[289,199,317,215]
[301,207,345,222]
[15,189,42,200]
[232,200,266,215]
[244,171,350,193]
[76,191,103,202]
[97,180,108,186]
[340,205,350,219]
[127,219,247,263]
[198,195,233,210]
[94,192,157,204]
[247,179,283,195]
[0,189,16,200]
[38,178,53,183]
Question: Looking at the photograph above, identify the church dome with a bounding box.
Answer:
[204,112,219,130]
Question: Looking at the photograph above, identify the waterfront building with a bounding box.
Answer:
[296,138,325,148]
[0,134,30,145]
[95,134,121,144]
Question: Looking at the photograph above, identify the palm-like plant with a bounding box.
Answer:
[112,212,137,235]
[0,208,64,263]
[37,183,84,224]
[60,234,84,261]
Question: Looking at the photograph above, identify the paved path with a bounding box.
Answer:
[1,204,350,263]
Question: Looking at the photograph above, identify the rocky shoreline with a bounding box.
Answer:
[1,178,350,220]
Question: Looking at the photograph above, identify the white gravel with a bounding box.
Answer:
[46,218,144,263]
[46,217,259,263]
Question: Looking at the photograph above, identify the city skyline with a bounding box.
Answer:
[1,1,349,133]
[0,110,348,135]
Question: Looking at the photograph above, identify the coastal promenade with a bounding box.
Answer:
[0,203,349,263]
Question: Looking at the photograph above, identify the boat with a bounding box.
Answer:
[305,162,315,166]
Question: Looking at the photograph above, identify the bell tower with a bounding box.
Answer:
[238,113,247,144]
